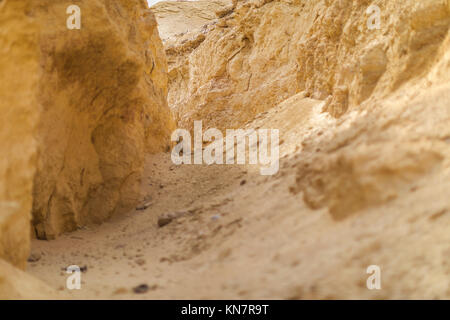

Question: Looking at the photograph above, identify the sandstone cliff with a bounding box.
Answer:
[0,0,39,269]
[1,0,174,265]
[161,0,450,235]
[32,0,175,239]
[151,0,233,40]
[1,0,174,298]
[164,0,450,130]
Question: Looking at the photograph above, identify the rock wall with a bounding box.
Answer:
[1,0,174,249]
[152,0,233,40]
[0,0,39,269]
[1,0,173,297]
[31,0,175,239]
[164,0,450,130]
[159,0,450,228]
[292,28,450,220]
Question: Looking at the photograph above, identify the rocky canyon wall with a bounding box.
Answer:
[151,0,233,40]
[157,0,450,228]
[0,0,174,276]
[32,0,175,240]
[0,0,39,269]
[163,0,450,130]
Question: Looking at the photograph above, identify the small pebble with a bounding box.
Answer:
[133,284,149,294]
[136,202,152,211]
[113,287,128,295]
[28,252,41,263]
[158,211,188,228]
[135,258,146,266]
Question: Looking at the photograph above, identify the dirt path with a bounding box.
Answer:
[26,97,318,299]
[27,95,450,299]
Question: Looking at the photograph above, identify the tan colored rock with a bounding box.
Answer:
[0,0,39,268]
[292,27,450,220]
[0,259,58,300]
[31,0,175,239]
[165,0,450,131]
[152,0,233,40]
[1,0,175,297]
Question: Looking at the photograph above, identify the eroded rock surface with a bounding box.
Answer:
[152,0,233,40]
[164,0,450,130]
[1,0,174,298]
[0,0,39,269]
[32,0,175,239]
[159,0,450,220]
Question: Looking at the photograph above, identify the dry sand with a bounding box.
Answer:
[28,92,450,299]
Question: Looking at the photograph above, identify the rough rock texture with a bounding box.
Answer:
[0,0,39,269]
[152,0,233,40]
[286,0,450,221]
[32,0,175,239]
[1,0,174,299]
[164,0,450,130]
[163,0,450,222]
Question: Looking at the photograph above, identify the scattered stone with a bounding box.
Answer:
[113,287,128,295]
[135,258,146,266]
[27,252,41,263]
[157,211,188,228]
[136,201,152,211]
[158,215,174,228]
[133,284,149,294]
[211,215,221,221]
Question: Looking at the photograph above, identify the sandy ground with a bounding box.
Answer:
[27,95,450,299]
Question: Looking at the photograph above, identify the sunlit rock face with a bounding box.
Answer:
[0,0,39,269]
[151,0,233,40]
[30,0,175,240]
[163,0,449,130]
[1,0,175,249]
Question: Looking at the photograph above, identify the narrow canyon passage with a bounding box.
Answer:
[2,0,450,300]
[27,98,323,299]
[28,93,450,299]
